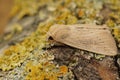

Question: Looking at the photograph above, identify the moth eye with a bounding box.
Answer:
[48,36,54,40]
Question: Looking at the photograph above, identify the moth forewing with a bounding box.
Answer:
[48,24,117,56]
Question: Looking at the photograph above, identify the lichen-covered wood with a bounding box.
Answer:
[0,0,120,80]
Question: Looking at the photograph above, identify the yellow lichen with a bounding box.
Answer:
[106,19,115,28]
[0,44,28,71]
[1,0,120,79]
[25,61,68,80]
[0,6,77,71]
[12,23,23,33]
[10,0,53,19]
[55,11,77,24]
[113,27,120,41]
[0,21,53,71]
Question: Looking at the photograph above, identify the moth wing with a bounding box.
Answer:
[52,25,117,56]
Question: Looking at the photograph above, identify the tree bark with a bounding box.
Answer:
[0,0,120,80]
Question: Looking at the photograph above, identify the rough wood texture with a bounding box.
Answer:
[47,46,119,80]
[0,0,120,80]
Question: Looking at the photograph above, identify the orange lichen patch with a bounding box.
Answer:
[59,65,68,75]
[78,9,85,18]
[25,61,68,80]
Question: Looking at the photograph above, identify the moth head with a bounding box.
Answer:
[47,24,58,40]
[47,24,70,40]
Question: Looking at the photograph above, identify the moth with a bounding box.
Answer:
[47,24,117,56]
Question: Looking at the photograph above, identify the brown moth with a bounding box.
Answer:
[47,24,117,56]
